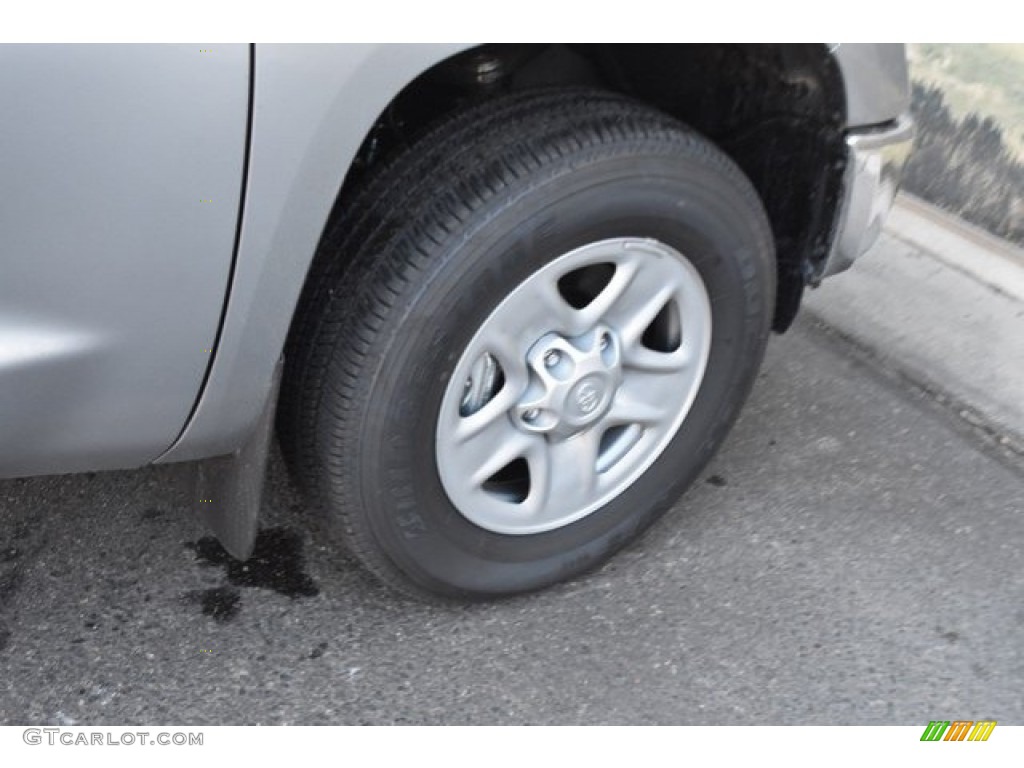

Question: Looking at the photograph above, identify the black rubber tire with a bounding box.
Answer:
[279,88,776,600]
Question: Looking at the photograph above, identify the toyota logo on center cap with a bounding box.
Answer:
[575,380,603,414]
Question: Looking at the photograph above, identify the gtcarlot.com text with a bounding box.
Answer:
[23,729,203,746]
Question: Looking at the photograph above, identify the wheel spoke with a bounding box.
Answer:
[620,339,693,373]
[454,382,516,439]
[537,256,644,339]
[573,258,641,328]
[604,386,666,427]
[523,428,603,520]
[613,363,695,424]
[601,257,686,348]
[451,397,536,487]
[537,280,592,338]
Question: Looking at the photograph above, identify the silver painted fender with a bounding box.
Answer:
[158,44,473,463]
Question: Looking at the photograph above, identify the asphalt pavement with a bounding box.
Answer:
[1,199,1022,725]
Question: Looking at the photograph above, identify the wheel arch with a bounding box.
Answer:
[160,43,848,467]
[330,44,849,334]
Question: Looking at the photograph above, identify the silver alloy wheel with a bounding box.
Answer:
[435,237,713,535]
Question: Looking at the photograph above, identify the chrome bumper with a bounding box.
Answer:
[820,113,915,277]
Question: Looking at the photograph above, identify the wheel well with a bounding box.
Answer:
[335,44,847,332]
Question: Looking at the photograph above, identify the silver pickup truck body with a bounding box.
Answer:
[0,44,912,577]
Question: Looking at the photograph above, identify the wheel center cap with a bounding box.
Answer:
[513,326,622,439]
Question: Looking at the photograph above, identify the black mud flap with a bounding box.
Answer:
[191,358,282,560]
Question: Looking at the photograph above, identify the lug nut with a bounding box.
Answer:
[543,350,560,368]
[600,334,611,350]
[523,409,540,422]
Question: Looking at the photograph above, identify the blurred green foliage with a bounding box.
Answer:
[909,44,1024,159]
[905,81,1024,245]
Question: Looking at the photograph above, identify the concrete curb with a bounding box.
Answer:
[891,194,1024,303]
[803,194,1024,452]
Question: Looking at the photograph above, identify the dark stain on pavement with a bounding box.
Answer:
[310,641,328,659]
[0,626,10,652]
[706,474,728,487]
[0,565,22,607]
[141,507,164,520]
[184,526,319,622]
[183,586,241,623]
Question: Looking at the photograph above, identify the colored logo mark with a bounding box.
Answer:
[920,720,996,741]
